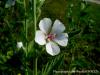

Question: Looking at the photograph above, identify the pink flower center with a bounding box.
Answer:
[47,34,56,41]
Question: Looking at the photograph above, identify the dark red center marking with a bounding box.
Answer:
[47,34,56,41]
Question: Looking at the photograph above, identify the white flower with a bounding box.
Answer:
[17,42,24,49]
[35,18,68,56]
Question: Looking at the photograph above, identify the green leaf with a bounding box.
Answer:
[0,54,8,64]
[7,51,13,59]
[68,29,81,38]
[81,2,86,10]
[28,40,34,53]
[42,54,63,75]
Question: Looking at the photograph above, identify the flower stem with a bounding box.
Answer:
[24,0,28,75]
[35,58,38,75]
[34,0,38,75]
[34,0,37,32]
[33,0,38,75]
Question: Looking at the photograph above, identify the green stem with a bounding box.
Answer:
[35,58,38,75]
[24,0,28,75]
[33,0,37,75]
[34,0,37,32]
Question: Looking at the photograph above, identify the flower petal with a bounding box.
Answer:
[54,33,68,46]
[51,20,65,34]
[46,42,60,56]
[39,18,52,34]
[35,30,46,45]
[17,42,23,49]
